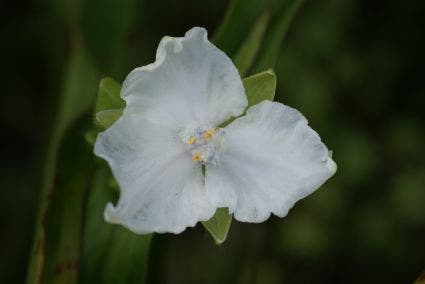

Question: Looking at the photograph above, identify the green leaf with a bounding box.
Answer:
[212,0,272,56]
[252,0,305,73]
[79,165,152,284]
[27,43,98,284]
[40,118,96,284]
[243,69,277,106]
[96,109,123,129]
[95,77,125,113]
[202,208,232,244]
[214,0,304,74]
[233,9,271,76]
[93,78,124,131]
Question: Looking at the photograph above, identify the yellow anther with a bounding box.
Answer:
[188,136,196,144]
[203,128,217,139]
[192,152,203,162]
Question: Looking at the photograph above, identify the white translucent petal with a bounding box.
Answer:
[121,27,247,129]
[94,114,215,234]
[205,101,337,223]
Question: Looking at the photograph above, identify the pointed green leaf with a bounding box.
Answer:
[252,0,305,73]
[233,9,271,76]
[96,109,123,129]
[95,77,124,113]
[202,208,232,244]
[243,69,276,106]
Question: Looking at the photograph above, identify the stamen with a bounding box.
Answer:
[188,136,196,144]
[203,128,217,139]
[179,124,224,166]
[192,152,203,162]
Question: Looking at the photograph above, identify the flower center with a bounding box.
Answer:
[178,123,225,166]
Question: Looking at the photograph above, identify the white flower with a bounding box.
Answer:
[94,27,337,234]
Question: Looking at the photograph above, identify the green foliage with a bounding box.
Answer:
[95,77,125,129]
[95,77,125,113]
[27,44,98,284]
[212,0,272,56]
[252,0,305,73]
[39,118,96,284]
[214,0,304,76]
[26,0,139,282]
[233,9,271,76]
[202,208,232,244]
[243,70,277,106]
[96,109,123,129]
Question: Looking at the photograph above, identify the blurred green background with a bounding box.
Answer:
[1,0,425,283]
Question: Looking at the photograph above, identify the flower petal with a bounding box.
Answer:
[94,114,215,234]
[121,27,247,129]
[205,101,337,222]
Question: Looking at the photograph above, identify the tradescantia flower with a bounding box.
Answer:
[94,27,337,234]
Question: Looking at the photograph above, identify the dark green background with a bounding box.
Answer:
[1,0,424,283]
